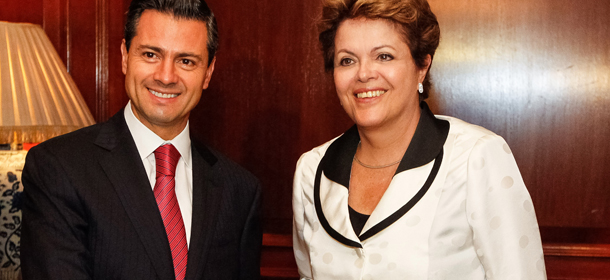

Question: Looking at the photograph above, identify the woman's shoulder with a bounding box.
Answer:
[435,115,511,154]
[436,115,505,141]
[293,134,344,192]
[296,134,343,171]
[435,115,495,136]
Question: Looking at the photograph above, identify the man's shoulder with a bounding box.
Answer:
[192,140,260,187]
[29,111,126,159]
[31,123,103,154]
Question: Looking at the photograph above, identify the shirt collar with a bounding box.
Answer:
[321,101,449,187]
[124,101,192,167]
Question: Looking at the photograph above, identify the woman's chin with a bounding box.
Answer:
[352,116,388,130]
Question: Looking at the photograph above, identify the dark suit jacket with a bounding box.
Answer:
[21,111,262,280]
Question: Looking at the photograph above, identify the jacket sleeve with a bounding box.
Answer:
[292,153,315,280]
[21,145,92,280]
[466,134,547,279]
[239,179,263,280]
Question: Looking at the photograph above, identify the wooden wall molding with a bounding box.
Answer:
[261,234,298,278]
[95,0,109,121]
[544,243,610,258]
[261,234,610,279]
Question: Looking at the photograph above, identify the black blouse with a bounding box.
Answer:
[348,205,370,237]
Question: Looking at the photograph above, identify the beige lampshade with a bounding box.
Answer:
[0,21,95,144]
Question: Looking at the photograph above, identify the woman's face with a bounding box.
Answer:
[333,18,428,129]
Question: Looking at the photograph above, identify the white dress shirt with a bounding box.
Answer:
[124,102,193,247]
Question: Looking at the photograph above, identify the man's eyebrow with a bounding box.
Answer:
[136,45,203,61]
[137,45,163,54]
[176,52,203,61]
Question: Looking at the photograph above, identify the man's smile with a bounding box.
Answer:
[149,88,179,98]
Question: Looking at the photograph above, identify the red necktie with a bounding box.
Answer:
[154,144,188,280]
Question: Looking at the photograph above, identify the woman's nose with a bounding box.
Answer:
[357,60,377,82]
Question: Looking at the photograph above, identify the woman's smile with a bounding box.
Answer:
[354,89,387,99]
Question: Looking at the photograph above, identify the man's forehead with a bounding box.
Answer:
[132,10,209,56]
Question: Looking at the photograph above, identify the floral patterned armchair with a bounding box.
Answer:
[0,151,26,280]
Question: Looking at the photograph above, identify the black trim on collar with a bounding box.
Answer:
[319,125,359,187]
[322,102,449,187]
[313,101,450,247]
[396,102,449,172]
[314,162,363,248]
[359,149,443,241]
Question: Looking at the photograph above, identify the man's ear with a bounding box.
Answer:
[121,39,128,75]
[202,57,216,89]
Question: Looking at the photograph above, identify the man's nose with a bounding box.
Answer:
[153,58,179,85]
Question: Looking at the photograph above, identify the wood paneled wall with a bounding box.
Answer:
[190,0,342,233]
[2,0,609,278]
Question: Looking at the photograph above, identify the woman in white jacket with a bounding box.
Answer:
[292,0,547,279]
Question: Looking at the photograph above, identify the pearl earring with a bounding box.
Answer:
[418,83,424,94]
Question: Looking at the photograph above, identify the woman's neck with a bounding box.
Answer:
[356,109,421,165]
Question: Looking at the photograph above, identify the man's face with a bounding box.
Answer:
[121,10,215,139]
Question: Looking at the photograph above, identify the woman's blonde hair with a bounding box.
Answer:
[319,0,440,99]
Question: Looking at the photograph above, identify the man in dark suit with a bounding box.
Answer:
[20,0,262,279]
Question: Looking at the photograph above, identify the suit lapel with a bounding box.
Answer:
[95,112,174,280]
[185,142,223,280]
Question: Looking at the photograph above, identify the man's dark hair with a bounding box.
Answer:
[125,0,218,65]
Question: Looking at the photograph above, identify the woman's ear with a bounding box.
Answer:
[419,54,432,83]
